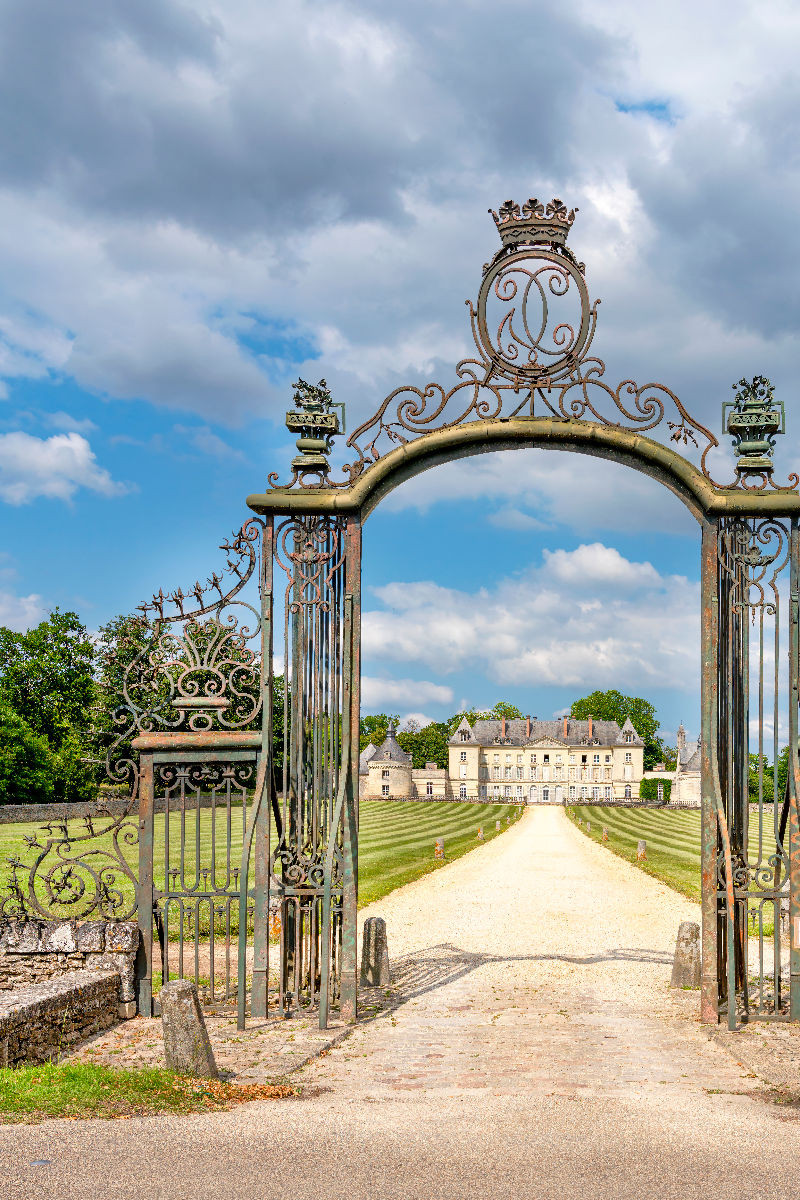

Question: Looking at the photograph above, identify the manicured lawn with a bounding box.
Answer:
[567,804,782,904]
[0,1061,300,1122]
[0,800,515,920]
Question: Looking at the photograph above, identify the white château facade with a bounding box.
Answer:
[361,715,645,803]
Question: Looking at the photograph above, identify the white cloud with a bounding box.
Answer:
[173,424,247,462]
[0,430,127,504]
[381,449,699,536]
[360,675,454,709]
[42,411,98,434]
[0,589,45,629]
[363,543,699,692]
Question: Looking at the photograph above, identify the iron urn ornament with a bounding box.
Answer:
[285,377,345,481]
[723,375,785,480]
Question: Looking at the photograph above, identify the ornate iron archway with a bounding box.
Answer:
[4,199,798,1033]
[248,198,800,1031]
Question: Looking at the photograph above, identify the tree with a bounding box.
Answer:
[399,721,450,769]
[0,610,95,750]
[569,689,664,770]
[359,713,399,752]
[448,701,524,734]
[0,703,54,804]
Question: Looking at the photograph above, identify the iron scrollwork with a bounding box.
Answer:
[266,197,797,494]
[0,517,266,924]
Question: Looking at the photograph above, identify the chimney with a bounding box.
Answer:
[588,715,593,738]
[501,716,506,739]
[562,715,568,739]
[526,715,531,738]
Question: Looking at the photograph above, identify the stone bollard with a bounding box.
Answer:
[670,921,701,988]
[160,979,219,1079]
[586,820,591,833]
[477,826,484,841]
[577,817,582,826]
[506,814,511,824]
[434,837,445,860]
[360,917,390,987]
[636,839,647,861]
[495,819,501,831]
[602,827,609,842]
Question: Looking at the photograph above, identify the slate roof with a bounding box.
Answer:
[448,716,642,747]
[370,721,413,765]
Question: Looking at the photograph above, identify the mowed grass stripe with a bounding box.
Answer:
[568,804,781,902]
[0,800,513,917]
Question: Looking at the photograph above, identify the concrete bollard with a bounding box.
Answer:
[637,839,647,861]
[602,827,609,842]
[477,826,484,841]
[670,920,701,988]
[160,979,218,1079]
[360,916,390,987]
[496,820,501,831]
[434,837,445,860]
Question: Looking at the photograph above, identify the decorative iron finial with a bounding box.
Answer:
[723,376,785,480]
[285,378,346,480]
[488,197,578,251]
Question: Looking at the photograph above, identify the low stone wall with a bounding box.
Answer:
[0,969,120,1067]
[0,919,139,1018]
[0,792,245,825]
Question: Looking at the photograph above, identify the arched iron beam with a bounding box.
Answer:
[247,417,800,523]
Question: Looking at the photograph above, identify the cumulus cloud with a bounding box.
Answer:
[360,675,454,709]
[363,543,699,692]
[0,589,45,629]
[0,0,793,484]
[381,449,698,536]
[0,430,127,504]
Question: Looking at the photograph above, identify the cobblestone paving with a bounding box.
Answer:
[303,805,758,1100]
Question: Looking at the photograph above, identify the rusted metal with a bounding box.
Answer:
[3,198,800,1031]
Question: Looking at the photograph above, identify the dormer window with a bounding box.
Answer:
[460,731,469,741]
[624,732,633,743]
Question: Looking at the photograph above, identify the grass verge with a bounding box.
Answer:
[0,1061,301,1123]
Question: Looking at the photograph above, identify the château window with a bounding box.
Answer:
[593,754,600,764]
[624,785,632,800]
[569,786,576,800]
[542,788,550,803]
[381,785,389,797]
[543,754,550,764]
[382,769,390,779]
[605,755,611,763]
[625,752,632,764]
[460,731,470,741]
[604,787,611,800]
[516,767,523,780]
[460,751,467,762]
[459,784,467,799]
[426,781,433,796]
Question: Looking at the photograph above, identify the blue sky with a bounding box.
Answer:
[2,0,800,750]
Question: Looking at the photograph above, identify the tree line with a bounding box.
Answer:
[1,610,789,807]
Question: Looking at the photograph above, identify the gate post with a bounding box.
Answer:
[700,518,720,1023]
[340,515,362,1023]
[136,751,155,1017]
[789,519,800,1019]
[251,516,274,1020]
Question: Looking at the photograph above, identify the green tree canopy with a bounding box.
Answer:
[0,610,95,750]
[569,689,664,770]
[0,702,54,805]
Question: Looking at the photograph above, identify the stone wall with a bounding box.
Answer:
[0,919,139,1018]
[0,969,120,1067]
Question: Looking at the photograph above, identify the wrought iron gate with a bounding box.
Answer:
[3,197,800,1031]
